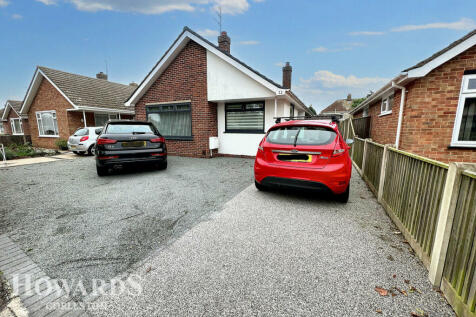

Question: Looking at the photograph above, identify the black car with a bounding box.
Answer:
[95,120,167,176]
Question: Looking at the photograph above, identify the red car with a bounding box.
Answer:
[254,119,353,202]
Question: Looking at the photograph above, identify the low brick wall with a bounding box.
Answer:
[0,135,32,146]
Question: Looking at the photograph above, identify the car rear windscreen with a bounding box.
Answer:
[74,128,89,136]
[105,124,155,134]
[267,126,337,146]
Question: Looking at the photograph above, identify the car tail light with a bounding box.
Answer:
[332,140,346,157]
[150,137,165,143]
[80,136,89,142]
[97,138,117,145]
[98,156,119,160]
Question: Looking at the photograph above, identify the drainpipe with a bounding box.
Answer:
[274,97,278,120]
[392,81,406,149]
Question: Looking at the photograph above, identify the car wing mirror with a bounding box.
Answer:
[95,128,103,135]
[346,139,354,145]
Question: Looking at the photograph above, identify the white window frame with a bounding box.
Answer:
[380,93,393,116]
[10,118,23,135]
[0,123,4,135]
[36,110,59,138]
[451,75,476,147]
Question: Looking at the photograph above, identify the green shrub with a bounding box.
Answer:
[55,139,68,150]
[3,144,51,159]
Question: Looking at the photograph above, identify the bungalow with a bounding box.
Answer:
[1,100,29,136]
[351,29,476,163]
[19,67,135,149]
[320,94,353,115]
[125,27,311,157]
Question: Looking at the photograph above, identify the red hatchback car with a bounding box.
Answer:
[254,120,353,202]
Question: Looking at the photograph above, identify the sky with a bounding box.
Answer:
[0,1,476,112]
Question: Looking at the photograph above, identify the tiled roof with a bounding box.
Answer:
[404,29,476,72]
[7,100,22,114]
[320,99,352,114]
[39,66,136,111]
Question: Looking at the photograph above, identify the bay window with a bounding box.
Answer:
[36,111,59,137]
[147,103,192,139]
[451,73,476,147]
[225,101,264,133]
[10,118,23,135]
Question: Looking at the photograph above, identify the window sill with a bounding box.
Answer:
[39,135,59,138]
[164,136,193,141]
[379,111,392,117]
[224,131,265,134]
[12,134,24,136]
[448,143,476,149]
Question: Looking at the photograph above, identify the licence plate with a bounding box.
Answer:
[277,154,312,162]
[70,145,77,149]
[122,141,146,148]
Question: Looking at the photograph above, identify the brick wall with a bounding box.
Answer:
[353,45,476,163]
[135,40,218,158]
[399,45,476,163]
[28,78,73,149]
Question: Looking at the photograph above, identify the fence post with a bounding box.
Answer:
[377,145,389,203]
[428,163,465,287]
[361,138,369,175]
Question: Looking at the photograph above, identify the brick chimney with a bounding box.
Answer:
[347,93,352,101]
[218,31,231,54]
[96,72,108,80]
[282,62,292,89]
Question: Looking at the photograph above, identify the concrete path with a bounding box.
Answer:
[0,152,78,168]
[88,170,454,316]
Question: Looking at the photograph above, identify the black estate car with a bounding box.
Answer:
[95,120,167,176]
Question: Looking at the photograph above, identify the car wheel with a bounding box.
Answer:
[88,145,96,156]
[336,186,350,203]
[96,165,108,176]
[156,161,167,170]
[255,180,266,191]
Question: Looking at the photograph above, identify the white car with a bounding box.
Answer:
[68,127,102,155]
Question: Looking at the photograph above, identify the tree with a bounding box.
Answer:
[351,98,366,108]
[308,105,318,115]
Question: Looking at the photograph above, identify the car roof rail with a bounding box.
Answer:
[273,114,343,124]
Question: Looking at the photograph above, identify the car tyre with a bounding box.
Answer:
[88,144,96,156]
[336,186,350,203]
[156,161,167,170]
[96,165,108,176]
[255,180,266,191]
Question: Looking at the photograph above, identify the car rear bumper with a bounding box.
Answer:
[96,153,167,167]
[68,143,88,152]
[254,158,350,194]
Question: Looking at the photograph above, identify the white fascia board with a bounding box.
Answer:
[125,30,281,107]
[1,103,12,120]
[407,33,476,78]
[20,69,78,115]
[74,106,135,114]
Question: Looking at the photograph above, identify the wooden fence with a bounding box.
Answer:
[352,137,476,317]
[352,116,371,138]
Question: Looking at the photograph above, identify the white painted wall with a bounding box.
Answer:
[217,99,289,156]
[207,51,275,101]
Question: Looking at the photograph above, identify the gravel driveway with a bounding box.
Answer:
[0,156,254,301]
[89,169,454,317]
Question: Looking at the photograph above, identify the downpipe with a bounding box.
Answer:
[392,81,406,149]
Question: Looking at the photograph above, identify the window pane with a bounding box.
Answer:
[245,103,263,110]
[388,96,394,111]
[106,124,154,134]
[267,127,300,145]
[148,112,191,137]
[226,111,263,131]
[296,127,336,145]
[226,104,242,111]
[458,97,476,141]
[74,128,89,136]
[468,79,476,90]
[95,114,109,126]
[40,112,57,135]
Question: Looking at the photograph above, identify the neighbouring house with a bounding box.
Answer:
[19,67,136,149]
[351,29,476,163]
[1,100,29,136]
[0,108,4,134]
[320,94,353,115]
[125,27,311,157]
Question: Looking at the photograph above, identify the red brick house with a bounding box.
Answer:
[19,67,135,149]
[351,29,476,163]
[126,27,310,157]
[320,94,353,115]
[1,100,30,136]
